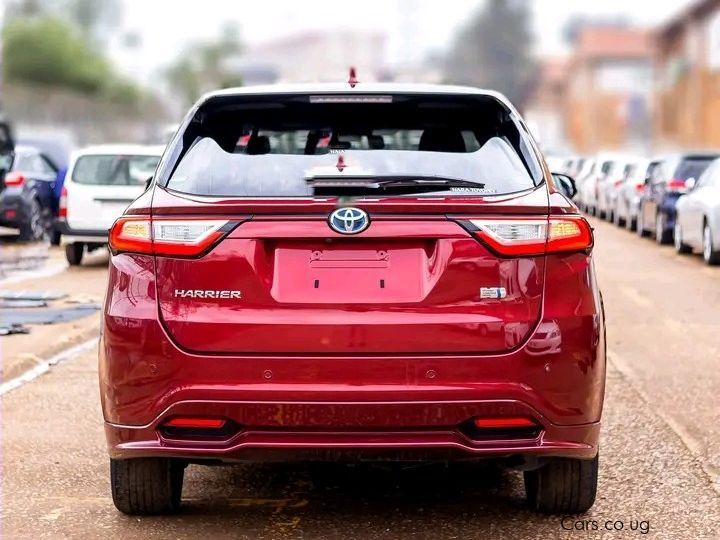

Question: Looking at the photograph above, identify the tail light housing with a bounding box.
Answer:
[463,216,593,257]
[58,186,68,218]
[109,216,241,257]
[666,178,687,192]
[613,179,624,188]
[4,172,25,187]
[635,183,646,193]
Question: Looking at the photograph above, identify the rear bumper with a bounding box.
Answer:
[101,251,606,463]
[0,191,31,227]
[105,407,600,462]
[57,220,108,244]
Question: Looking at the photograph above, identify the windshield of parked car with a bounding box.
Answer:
[72,154,161,186]
[163,93,543,197]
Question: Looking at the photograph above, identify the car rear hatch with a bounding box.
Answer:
[66,152,160,231]
[111,90,585,355]
[150,188,549,355]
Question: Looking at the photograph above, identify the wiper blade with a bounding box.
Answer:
[306,174,485,194]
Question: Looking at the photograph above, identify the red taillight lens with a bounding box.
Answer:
[635,183,645,193]
[467,216,593,256]
[109,217,235,257]
[4,172,25,187]
[613,179,624,188]
[164,417,226,429]
[473,417,537,429]
[59,186,68,218]
[667,178,686,192]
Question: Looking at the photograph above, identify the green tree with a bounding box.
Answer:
[2,16,111,92]
[444,0,536,108]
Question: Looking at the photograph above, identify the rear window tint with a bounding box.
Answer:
[674,158,717,181]
[164,93,542,198]
[72,155,161,186]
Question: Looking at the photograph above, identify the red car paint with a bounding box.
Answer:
[100,188,604,463]
[100,87,604,475]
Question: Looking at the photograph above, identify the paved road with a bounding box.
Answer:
[3,221,720,539]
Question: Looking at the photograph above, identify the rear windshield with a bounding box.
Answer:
[72,154,161,186]
[674,158,717,181]
[164,93,542,198]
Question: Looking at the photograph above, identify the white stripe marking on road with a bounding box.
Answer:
[0,337,98,396]
[0,262,69,286]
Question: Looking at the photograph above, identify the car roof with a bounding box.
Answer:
[198,83,517,111]
[73,144,165,157]
[14,144,38,155]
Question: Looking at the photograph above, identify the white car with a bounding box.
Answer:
[580,153,629,218]
[58,145,163,265]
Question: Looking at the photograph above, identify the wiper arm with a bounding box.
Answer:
[306,175,485,195]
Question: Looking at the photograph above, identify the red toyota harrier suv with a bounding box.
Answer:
[100,83,605,515]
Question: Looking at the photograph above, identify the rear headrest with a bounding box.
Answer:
[246,135,270,155]
[418,129,466,153]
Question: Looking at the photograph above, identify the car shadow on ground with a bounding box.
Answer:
[162,461,550,534]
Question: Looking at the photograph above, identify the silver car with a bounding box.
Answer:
[598,158,638,223]
[614,159,653,230]
[674,158,720,265]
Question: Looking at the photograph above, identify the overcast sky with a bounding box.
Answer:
[111,0,696,79]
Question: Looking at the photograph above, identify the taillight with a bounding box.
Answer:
[59,186,68,218]
[667,178,686,192]
[109,217,238,257]
[4,172,25,187]
[465,216,593,256]
[613,179,624,188]
[635,183,645,193]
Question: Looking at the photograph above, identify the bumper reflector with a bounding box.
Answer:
[473,417,537,429]
[164,417,227,429]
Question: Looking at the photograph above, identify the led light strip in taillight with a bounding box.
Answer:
[109,217,239,257]
[463,216,593,256]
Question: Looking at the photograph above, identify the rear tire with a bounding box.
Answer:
[674,222,691,254]
[626,214,637,232]
[703,223,720,266]
[655,213,672,245]
[524,454,599,514]
[636,211,648,237]
[110,458,184,515]
[18,199,48,242]
[64,243,84,266]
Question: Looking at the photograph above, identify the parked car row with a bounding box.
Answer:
[554,151,720,265]
[0,138,163,265]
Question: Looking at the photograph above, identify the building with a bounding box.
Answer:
[525,58,569,153]
[655,0,720,149]
[564,27,653,153]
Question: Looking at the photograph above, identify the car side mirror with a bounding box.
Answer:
[685,177,696,191]
[552,173,577,199]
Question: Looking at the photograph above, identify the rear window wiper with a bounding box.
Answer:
[306,175,485,195]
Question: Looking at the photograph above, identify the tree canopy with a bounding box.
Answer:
[444,0,536,108]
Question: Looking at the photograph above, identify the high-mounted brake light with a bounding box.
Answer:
[109,217,235,257]
[4,172,25,187]
[466,216,593,256]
